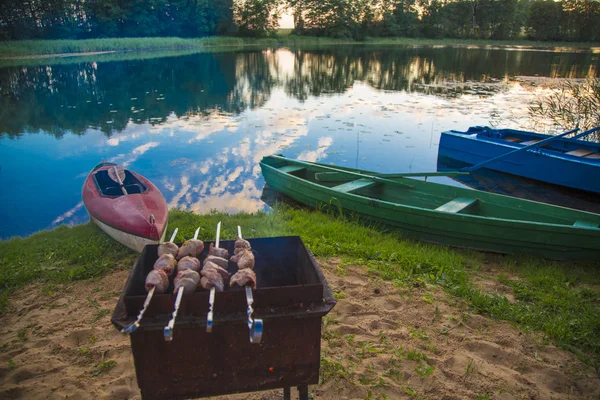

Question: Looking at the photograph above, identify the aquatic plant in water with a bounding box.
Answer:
[529,78,600,140]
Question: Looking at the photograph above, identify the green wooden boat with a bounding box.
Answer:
[260,155,600,260]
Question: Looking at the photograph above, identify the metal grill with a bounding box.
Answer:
[112,236,336,400]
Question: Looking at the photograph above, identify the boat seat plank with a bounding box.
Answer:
[585,153,600,159]
[332,178,377,193]
[521,140,541,146]
[435,197,478,213]
[574,220,599,228]
[279,165,306,174]
[566,149,594,157]
[503,136,521,143]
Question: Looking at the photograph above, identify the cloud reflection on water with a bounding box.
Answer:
[2,46,597,238]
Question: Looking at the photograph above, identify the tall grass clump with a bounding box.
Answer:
[529,78,600,141]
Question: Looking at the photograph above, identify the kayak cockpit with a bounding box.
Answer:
[93,169,147,197]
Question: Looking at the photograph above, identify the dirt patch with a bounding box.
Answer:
[0,258,598,399]
[471,262,519,304]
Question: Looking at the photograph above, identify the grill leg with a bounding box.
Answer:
[298,385,308,400]
[283,387,291,400]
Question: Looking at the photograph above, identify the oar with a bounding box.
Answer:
[315,170,469,182]
[108,165,128,195]
[270,155,416,189]
[121,227,179,334]
[571,125,600,140]
[238,226,263,344]
[206,221,221,333]
[461,127,579,173]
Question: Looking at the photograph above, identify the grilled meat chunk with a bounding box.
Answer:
[153,253,177,275]
[208,243,228,259]
[203,261,230,281]
[204,255,228,270]
[145,269,169,294]
[177,239,204,260]
[233,236,251,254]
[178,256,201,272]
[158,242,178,258]
[230,248,255,270]
[174,269,200,294]
[200,266,224,291]
[230,268,256,289]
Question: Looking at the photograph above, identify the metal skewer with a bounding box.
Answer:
[122,228,179,334]
[121,287,154,334]
[163,227,195,342]
[170,228,179,244]
[238,226,263,344]
[206,221,221,333]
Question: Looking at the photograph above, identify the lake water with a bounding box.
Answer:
[1,45,599,239]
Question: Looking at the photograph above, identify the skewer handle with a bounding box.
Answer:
[238,225,242,239]
[206,287,215,333]
[245,286,263,344]
[164,287,184,342]
[121,286,155,334]
[193,227,200,240]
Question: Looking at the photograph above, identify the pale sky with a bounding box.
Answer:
[278,11,294,29]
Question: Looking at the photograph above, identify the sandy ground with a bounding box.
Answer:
[1,258,599,400]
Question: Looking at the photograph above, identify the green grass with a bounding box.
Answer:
[1,35,598,59]
[2,206,600,370]
[92,360,117,376]
[0,35,350,58]
[0,46,245,68]
[0,223,137,312]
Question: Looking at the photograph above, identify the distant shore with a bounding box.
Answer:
[1,36,599,59]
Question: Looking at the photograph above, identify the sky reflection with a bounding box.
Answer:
[0,46,596,239]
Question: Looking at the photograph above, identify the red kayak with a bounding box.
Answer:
[82,162,168,252]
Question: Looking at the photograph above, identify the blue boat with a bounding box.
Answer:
[438,126,600,193]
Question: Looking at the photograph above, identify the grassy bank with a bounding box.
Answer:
[1,35,598,58]
[0,36,341,58]
[1,207,599,369]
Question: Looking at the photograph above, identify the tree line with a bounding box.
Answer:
[1,0,599,42]
[0,0,234,40]
[285,0,600,41]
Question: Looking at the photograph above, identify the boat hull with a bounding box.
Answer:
[438,127,600,193]
[260,156,600,260]
[82,163,168,252]
[91,216,167,253]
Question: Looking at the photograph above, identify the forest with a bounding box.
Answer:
[0,0,599,42]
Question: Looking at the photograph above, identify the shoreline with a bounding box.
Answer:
[1,208,600,374]
[1,36,599,60]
